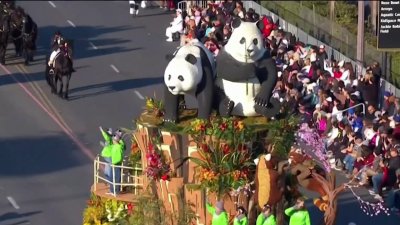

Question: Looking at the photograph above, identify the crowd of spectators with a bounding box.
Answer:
[164,0,400,213]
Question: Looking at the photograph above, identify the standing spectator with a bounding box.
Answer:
[206,200,229,225]
[316,44,328,69]
[233,206,248,225]
[107,134,125,195]
[284,197,311,225]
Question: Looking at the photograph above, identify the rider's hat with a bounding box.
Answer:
[55,30,62,36]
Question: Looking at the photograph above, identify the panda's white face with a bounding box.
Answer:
[164,46,202,95]
[225,20,266,63]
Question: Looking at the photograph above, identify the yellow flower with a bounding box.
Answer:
[234,120,244,131]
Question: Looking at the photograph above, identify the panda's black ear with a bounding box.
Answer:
[185,54,197,65]
[256,20,264,32]
[231,17,242,29]
[165,54,174,61]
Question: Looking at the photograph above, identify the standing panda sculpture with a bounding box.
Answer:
[215,18,281,118]
[163,40,216,123]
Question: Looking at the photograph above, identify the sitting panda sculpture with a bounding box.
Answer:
[163,40,216,123]
[215,17,280,118]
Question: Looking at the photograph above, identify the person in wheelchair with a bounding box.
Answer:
[48,40,75,74]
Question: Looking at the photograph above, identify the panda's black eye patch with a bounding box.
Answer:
[168,75,171,80]
[253,38,258,45]
[178,75,184,81]
[240,37,246,44]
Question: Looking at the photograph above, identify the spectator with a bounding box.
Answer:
[316,44,328,69]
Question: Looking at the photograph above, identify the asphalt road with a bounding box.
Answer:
[0,1,177,224]
[0,1,398,225]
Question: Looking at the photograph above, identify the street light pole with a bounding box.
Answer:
[356,0,365,75]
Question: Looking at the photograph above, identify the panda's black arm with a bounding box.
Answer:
[163,86,179,122]
[196,49,215,120]
[255,56,278,105]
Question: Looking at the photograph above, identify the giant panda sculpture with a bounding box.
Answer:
[163,40,216,123]
[215,17,280,118]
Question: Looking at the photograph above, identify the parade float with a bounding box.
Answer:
[83,18,390,225]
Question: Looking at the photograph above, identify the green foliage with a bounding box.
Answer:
[83,194,107,224]
[301,1,329,16]
[264,115,299,158]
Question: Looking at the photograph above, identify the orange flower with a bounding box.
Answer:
[234,120,244,131]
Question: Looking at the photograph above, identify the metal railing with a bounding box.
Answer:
[177,0,211,13]
[93,155,144,197]
[331,103,365,117]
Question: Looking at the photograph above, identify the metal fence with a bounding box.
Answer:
[242,1,400,99]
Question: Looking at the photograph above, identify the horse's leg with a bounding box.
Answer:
[53,73,59,95]
[0,44,5,65]
[58,74,63,97]
[63,73,71,99]
[23,46,29,65]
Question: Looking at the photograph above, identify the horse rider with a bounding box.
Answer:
[48,39,75,74]
[51,30,64,51]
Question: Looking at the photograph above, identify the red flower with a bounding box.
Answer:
[161,174,170,181]
[148,143,154,151]
[200,143,209,152]
[127,203,134,215]
[238,144,248,152]
[219,122,228,131]
[222,144,230,155]
[200,124,206,132]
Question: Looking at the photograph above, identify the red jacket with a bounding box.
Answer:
[261,16,277,39]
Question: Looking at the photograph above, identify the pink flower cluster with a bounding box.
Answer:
[297,123,331,173]
[145,143,171,181]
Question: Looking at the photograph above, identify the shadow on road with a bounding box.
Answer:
[0,211,41,223]
[36,25,144,60]
[67,77,163,101]
[0,134,89,177]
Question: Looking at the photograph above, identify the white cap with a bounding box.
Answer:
[176,9,182,13]
[315,103,321,108]
[338,60,344,67]
[277,71,282,77]
[319,44,325,49]
[326,97,332,102]
[282,39,288,46]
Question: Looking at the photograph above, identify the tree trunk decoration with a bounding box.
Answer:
[312,172,345,225]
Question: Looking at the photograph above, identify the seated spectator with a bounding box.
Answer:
[165,9,184,42]
[204,37,221,57]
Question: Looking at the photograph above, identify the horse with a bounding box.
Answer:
[49,49,73,100]
[21,14,37,65]
[0,11,11,65]
[9,6,24,57]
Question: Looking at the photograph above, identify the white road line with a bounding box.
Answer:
[7,196,20,209]
[67,20,76,28]
[89,42,98,50]
[48,1,56,8]
[134,90,145,100]
[110,64,120,73]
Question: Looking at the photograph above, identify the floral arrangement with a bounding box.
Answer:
[145,95,164,117]
[127,137,142,168]
[296,123,330,172]
[183,117,255,199]
[145,141,171,181]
